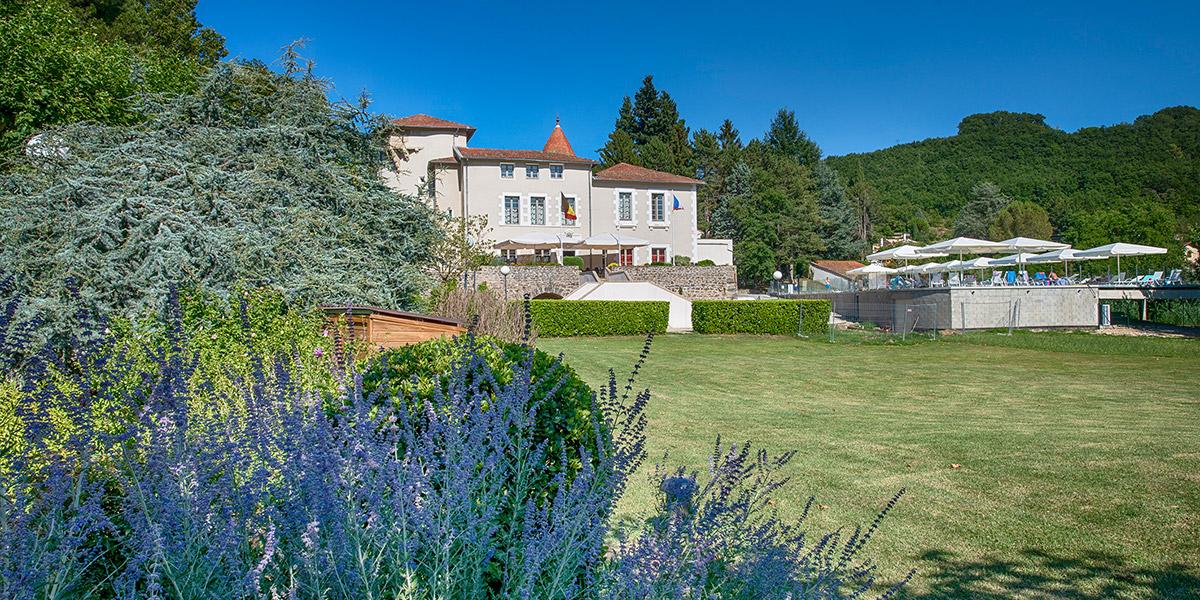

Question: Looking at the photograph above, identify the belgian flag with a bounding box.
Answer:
[561,193,577,221]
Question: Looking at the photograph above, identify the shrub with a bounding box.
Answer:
[530,300,669,336]
[696,259,717,266]
[672,255,691,266]
[2,281,907,599]
[432,287,527,343]
[692,300,831,336]
[360,335,596,487]
[649,261,671,266]
[562,256,585,268]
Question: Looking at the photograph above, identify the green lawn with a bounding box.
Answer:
[538,331,1200,599]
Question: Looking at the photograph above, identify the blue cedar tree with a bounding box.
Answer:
[0,56,442,325]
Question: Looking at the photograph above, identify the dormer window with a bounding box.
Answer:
[500,163,514,178]
[526,165,540,179]
[550,164,563,179]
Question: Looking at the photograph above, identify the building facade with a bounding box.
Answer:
[383,114,732,266]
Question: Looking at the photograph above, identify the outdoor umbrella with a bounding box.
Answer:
[494,232,581,263]
[846,263,898,275]
[996,237,1070,253]
[1025,248,1104,277]
[573,233,651,267]
[989,253,1043,267]
[867,244,948,261]
[917,237,1009,284]
[867,244,947,272]
[995,237,1070,273]
[1075,243,1168,276]
[847,262,897,289]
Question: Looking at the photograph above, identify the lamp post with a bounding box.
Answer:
[500,265,511,302]
[772,270,783,295]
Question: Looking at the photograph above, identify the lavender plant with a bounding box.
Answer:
[1,283,908,599]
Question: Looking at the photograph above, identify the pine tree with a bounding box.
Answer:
[599,128,638,167]
[955,181,1013,238]
[638,137,676,174]
[692,128,722,232]
[765,108,821,166]
[710,161,751,240]
[631,75,662,145]
[717,119,743,153]
[815,163,861,258]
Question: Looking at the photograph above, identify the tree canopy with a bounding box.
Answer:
[825,107,1200,253]
[0,0,225,150]
[0,54,442,321]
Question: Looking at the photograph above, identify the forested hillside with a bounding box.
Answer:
[825,107,1200,252]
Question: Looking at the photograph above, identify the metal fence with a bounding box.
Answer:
[825,301,945,342]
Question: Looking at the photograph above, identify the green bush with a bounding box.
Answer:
[692,300,831,336]
[530,300,669,336]
[360,335,599,484]
[696,259,716,267]
[672,255,692,266]
[562,255,585,268]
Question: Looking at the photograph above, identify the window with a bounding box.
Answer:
[500,163,514,178]
[651,193,666,222]
[530,196,546,225]
[550,164,564,179]
[534,248,552,263]
[562,196,577,226]
[526,164,540,179]
[651,247,667,264]
[618,192,633,222]
[619,248,634,266]
[501,249,517,263]
[504,195,520,225]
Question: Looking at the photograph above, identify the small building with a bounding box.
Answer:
[321,306,465,350]
[809,260,866,292]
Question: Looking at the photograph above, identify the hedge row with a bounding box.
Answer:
[529,300,669,336]
[691,300,831,336]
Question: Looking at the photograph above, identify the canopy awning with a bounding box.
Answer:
[493,232,580,250]
[572,233,652,250]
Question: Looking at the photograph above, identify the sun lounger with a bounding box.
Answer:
[1004,271,1017,286]
[990,272,1004,286]
[1164,269,1183,286]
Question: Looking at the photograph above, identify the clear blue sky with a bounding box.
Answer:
[197,0,1198,158]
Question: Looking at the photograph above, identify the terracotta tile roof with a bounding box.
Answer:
[457,147,595,164]
[429,156,458,165]
[811,260,866,278]
[542,119,575,156]
[392,114,476,136]
[593,162,704,185]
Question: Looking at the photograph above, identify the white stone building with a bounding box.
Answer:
[383,114,732,267]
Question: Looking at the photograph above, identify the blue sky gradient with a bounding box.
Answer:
[196,1,1199,158]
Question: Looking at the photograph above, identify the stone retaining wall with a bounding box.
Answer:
[610,265,738,299]
[474,266,581,299]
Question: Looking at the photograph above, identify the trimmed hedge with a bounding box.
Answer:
[691,300,832,336]
[530,300,669,336]
[562,256,584,268]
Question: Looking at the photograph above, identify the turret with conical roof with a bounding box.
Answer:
[542,117,576,156]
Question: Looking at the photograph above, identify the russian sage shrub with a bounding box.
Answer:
[0,283,908,599]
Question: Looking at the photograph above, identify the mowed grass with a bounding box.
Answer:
[538,331,1200,599]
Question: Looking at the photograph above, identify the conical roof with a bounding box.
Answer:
[542,117,575,156]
